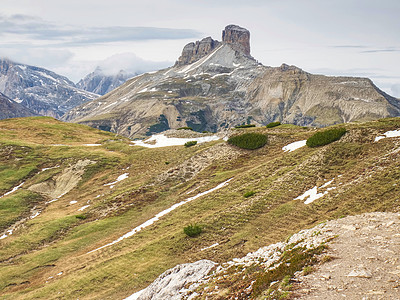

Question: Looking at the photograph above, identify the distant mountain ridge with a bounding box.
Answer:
[63,25,400,138]
[76,67,136,95]
[0,92,37,120]
[0,58,99,118]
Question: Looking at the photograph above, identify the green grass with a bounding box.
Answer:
[0,117,399,299]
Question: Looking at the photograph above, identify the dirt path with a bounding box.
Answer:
[293,212,400,300]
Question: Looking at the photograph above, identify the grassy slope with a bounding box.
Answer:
[0,117,399,299]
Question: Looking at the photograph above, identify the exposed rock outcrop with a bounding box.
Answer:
[222,24,251,56]
[28,159,95,199]
[136,260,216,300]
[175,37,221,67]
[0,92,37,120]
[77,67,135,95]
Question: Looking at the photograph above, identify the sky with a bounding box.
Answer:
[1,0,399,97]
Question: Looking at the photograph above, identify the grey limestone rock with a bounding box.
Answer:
[137,260,216,300]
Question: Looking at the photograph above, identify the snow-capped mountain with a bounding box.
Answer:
[0,58,99,118]
[0,92,37,120]
[77,67,135,96]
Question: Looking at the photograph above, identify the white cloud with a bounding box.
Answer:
[97,53,171,76]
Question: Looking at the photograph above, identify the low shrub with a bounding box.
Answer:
[75,214,87,220]
[266,121,281,128]
[184,224,202,237]
[235,124,256,129]
[177,127,193,131]
[244,191,255,198]
[306,127,346,148]
[184,141,197,147]
[227,133,268,150]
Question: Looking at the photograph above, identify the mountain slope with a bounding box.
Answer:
[63,25,400,138]
[0,58,99,118]
[76,67,135,95]
[0,92,38,119]
[0,117,399,299]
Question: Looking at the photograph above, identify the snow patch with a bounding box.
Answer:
[0,182,25,199]
[88,179,232,253]
[104,173,129,188]
[374,129,400,142]
[282,140,307,152]
[201,243,219,251]
[132,134,220,148]
[83,144,101,147]
[70,200,78,204]
[295,178,337,204]
[78,205,90,211]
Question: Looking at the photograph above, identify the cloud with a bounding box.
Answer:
[0,14,201,45]
[391,84,400,98]
[97,53,172,76]
[331,45,368,49]
[0,48,74,67]
[361,48,400,53]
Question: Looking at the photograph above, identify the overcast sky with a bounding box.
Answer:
[1,0,399,97]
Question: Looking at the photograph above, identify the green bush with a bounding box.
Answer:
[75,214,87,220]
[227,133,268,150]
[235,124,256,129]
[266,121,281,128]
[306,127,346,148]
[244,191,256,198]
[177,127,193,131]
[184,141,197,147]
[183,224,202,237]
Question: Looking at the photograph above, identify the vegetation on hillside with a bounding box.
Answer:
[235,124,256,128]
[306,127,346,147]
[266,121,281,128]
[0,116,399,299]
[227,132,268,149]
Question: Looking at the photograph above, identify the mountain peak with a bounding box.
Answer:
[222,24,251,56]
[175,24,251,67]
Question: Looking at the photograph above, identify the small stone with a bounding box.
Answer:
[347,268,372,278]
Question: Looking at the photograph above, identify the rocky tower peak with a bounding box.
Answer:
[175,37,221,66]
[222,24,251,56]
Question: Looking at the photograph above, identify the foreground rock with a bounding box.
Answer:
[128,212,400,299]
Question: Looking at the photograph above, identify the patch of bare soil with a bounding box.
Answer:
[293,212,400,300]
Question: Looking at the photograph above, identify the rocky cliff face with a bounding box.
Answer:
[77,67,135,95]
[175,37,221,67]
[222,24,251,56]
[0,92,37,120]
[63,25,400,138]
[0,58,99,118]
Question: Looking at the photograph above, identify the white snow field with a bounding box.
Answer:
[374,129,400,142]
[131,134,220,148]
[282,140,307,152]
[295,179,337,204]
